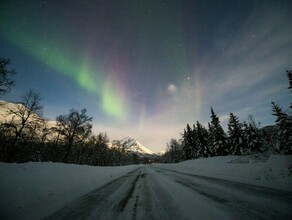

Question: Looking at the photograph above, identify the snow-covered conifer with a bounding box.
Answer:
[271,102,292,154]
[227,113,244,155]
[196,121,210,157]
[242,121,263,154]
[286,70,292,108]
[209,107,229,156]
[182,125,193,160]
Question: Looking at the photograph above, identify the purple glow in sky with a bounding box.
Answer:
[0,0,291,152]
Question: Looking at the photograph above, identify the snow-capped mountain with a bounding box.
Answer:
[0,100,43,123]
[0,100,58,140]
[112,136,156,158]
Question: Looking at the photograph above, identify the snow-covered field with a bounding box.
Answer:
[156,154,292,192]
[0,155,291,219]
[0,162,141,220]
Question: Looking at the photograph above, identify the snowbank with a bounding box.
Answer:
[0,162,140,220]
[156,155,292,192]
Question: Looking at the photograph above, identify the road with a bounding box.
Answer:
[45,166,292,220]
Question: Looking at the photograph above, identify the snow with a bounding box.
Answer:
[0,162,141,220]
[0,154,291,219]
[156,154,292,192]
[0,100,23,122]
[119,136,155,155]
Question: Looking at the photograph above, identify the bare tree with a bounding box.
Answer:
[5,90,43,160]
[0,58,15,97]
[56,108,92,162]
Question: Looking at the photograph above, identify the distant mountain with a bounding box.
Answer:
[0,100,42,122]
[0,100,59,141]
[111,136,156,158]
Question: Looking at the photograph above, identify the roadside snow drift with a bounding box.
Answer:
[157,155,292,191]
[0,162,141,220]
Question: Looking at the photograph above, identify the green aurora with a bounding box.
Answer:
[0,3,127,119]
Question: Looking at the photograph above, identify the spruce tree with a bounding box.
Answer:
[287,70,292,91]
[207,122,214,156]
[243,121,263,154]
[196,121,210,157]
[209,107,229,156]
[271,102,292,154]
[181,129,187,160]
[191,124,199,158]
[286,70,292,108]
[227,113,244,155]
[182,125,194,160]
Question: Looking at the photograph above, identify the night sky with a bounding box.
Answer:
[1,0,291,152]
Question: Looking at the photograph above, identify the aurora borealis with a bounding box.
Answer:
[1,0,291,152]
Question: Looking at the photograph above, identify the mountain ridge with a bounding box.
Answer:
[111,136,156,158]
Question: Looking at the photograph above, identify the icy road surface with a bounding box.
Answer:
[45,166,292,220]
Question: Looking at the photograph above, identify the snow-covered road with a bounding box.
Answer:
[45,166,292,220]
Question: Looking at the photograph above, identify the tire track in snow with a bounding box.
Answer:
[44,167,142,220]
[154,166,292,204]
[134,167,184,220]
[175,179,229,204]
[153,166,292,220]
[132,173,147,220]
[115,170,141,212]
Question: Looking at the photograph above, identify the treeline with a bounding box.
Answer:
[163,70,292,163]
[0,58,141,165]
[0,92,140,165]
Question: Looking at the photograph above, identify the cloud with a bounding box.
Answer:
[192,4,292,112]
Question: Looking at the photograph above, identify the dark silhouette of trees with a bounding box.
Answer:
[286,70,292,108]
[196,121,210,157]
[56,108,93,162]
[228,113,244,155]
[0,98,152,165]
[209,107,228,156]
[287,70,292,91]
[243,120,263,154]
[0,58,15,97]
[165,138,183,163]
[271,102,292,154]
[4,90,43,161]
[182,124,194,160]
